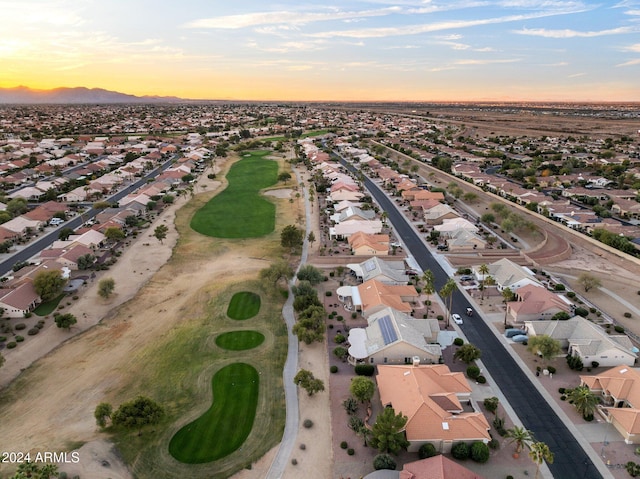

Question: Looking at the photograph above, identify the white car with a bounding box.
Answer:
[452,313,463,325]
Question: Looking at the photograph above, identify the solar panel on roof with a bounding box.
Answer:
[379,315,398,345]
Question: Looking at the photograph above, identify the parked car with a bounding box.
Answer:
[512,334,529,343]
[460,275,474,281]
[505,328,527,338]
[452,313,463,325]
[437,244,449,251]
[465,307,473,316]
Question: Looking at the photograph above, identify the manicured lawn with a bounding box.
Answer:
[226,291,261,320]
[215,331,265,351]
[168,363,260,463]
[33,294,65,316]
[190,151,277,238]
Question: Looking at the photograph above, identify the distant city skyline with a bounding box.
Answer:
[2,0,639,102]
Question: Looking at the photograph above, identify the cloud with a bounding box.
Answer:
[307,9,588,39]
[567,72,586,77]
[616,58,640,66]
[625,9,640,15]
[454,58,520,65]
[184,7,402,29]
[513,26,635,37]
[623,43,640,51]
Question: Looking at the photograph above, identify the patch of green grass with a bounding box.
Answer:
[226,292,261,320]
[215,331,265,351]
[33,294,65,316]
[190,151,277,238]
[169,363,259,463]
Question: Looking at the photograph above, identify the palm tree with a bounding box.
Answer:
[529,441,554,479]
[422,270,435,318]
[478,263,489,300]
[502,287,514,327]
[439,278,457,328]
[505,425,535,454]
[568,385,600,420]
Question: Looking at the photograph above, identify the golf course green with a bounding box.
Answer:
[226,291,261,320]
[168,363,260,464]
[190,150,278,238]
[215,331,265,351]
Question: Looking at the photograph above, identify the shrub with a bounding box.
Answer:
[14,323,26,330]
[15,335,24,342]
[340,441,348,449]
[451,442,470,460]
[58,473,68,479]
[351,312,357,319]
[355,364,375,376]
[547,366,556,374]
[347,448,355,456]
[418,442,438,459]
[484,397,499,414]
[507,476,514,479]
[6,341,16,349]
[330,365,338,374]
[560,395,567,401]
[466,365,481,379]
[477,376,487,384]
[27,328,39,336]
[437,315,444,321]
[453,337,464,346]
[558,387,566,394]
[336,315,344,322]
[567,291,576,298]
[291,458,298,466]
[614,325,625,333]
[574,307,589,317]
[334,333,346,344]
[373,454,397,471]
[333,347,348,360]
[300,443,306,450]
[0,336,5,342]
[325,291,332,297]
[624,312,632,318]
[591,361,599,368]
[471,441,490,463]
[554,283,565,291]
[303,419,313,428]
[488,438,500,450]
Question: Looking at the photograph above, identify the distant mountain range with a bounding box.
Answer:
[0,86,186,104]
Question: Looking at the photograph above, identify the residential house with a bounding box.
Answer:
[331,206,376,224]
[396,455,486,479]
[423,204,459,226]
[347,232,390,256]
[580,366,640,444]
[330,220,383,239]
[446,229,486,252]
[347,307,441,366]
[346,257,409,284]
[477,258,540,292]
[506,284,572,323]
[525,317,637,367]
[39,244,95,270]
[0,282,39,318]
[1,216,42,237]
[376,364,491,452]
[434,218,478,237]
[341,279,418,317]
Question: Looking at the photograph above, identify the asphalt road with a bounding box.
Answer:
[0,156,176,277]
[337,155,601,479]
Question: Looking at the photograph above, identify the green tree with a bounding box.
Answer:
[111,396,164,431]
[483,396,499,415]
[278,172,292,183]
[104,226,125,241]
[439,278,457,327]
[296,264,324,285]
[505,425,535,453]
[33,270,66,302]
[307,231,316,249]
[153,224,169,244]
[281,224,303,252]
[502,287,514,326]
[98,277,115,299]
[527,335,562,362]
[529,442,554,479]
[58,227,74,241]
[578,272,601,292]
[454,343,482,364]
[422,270,435,318]
[350,376,375,404]
[77,253,96,270]
[94,402,113,428]
[292,305,325,344]
[293,369,325,396]
[10,462,58,479]
[54,313,77,330]
[0,211,11,224]
[373,454,397,470]
[470,441,490,463]
[478,263,489,300]
[259,261,294,286]
[369,407,410,455]
[6,197,28,217]
[567,385,599,420]
[162,194,175,204]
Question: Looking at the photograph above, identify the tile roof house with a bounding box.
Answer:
[351,279,419,317]
[348,232,390,256]
[398,455,487,479]
[506,284,572,323]
[525,316,637,367]
[347,307,441,366]
[376,364,491,453]
[433,218,478,237]
[0,282,39,318]
[477,258,540,292]
[330,219,383,239]
[580,366,640,444]
[346,257,409,285]
[423,203,459,225]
